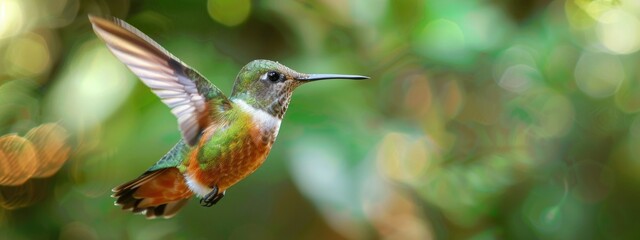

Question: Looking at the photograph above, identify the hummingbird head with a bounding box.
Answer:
[230,60,368,118]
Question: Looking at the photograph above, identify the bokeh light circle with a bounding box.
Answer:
[207,0,251,27]
[46,40,136,132]
[0,135,37,186]
[24,123,71,178]
[498,64,540,93]
[575,52,624,98]
[0,0,25,39]
[6,32,51,77]
[596,9,640,54]
[415,19,466,63]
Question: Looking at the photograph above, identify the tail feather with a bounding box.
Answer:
[112,170,163,196]
[112,168,192,219]
[146,198,189,219]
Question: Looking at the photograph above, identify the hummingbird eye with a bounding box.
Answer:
[266,71,282,82]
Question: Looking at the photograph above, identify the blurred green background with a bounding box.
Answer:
[2,0,640,239]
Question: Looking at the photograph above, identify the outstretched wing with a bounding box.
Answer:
[89,15,230,146]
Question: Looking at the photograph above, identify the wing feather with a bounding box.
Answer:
[89,15,230,146]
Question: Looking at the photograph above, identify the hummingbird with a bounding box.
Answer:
[88,16,368,219]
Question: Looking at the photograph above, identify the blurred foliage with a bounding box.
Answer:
[2,0,640,239]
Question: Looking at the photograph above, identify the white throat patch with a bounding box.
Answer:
[233,99,282,131]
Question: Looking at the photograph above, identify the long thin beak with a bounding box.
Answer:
[297,74,369,81]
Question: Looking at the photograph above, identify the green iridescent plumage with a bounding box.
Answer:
[146,140,188,172]
[145,100,254,172]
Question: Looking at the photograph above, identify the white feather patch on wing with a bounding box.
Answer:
[89,16,206,146]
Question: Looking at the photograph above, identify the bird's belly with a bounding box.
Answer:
[204,144,271,190]
[187,129,275,193]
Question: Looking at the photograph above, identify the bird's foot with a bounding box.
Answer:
[200,185,225,207]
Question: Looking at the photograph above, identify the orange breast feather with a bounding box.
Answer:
[187,121,272,192]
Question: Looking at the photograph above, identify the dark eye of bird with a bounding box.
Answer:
[267,71,281,82]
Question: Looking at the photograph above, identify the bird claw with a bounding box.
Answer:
[200,185,225,207]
